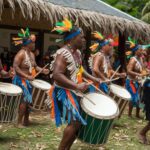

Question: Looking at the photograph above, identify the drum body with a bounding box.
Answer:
[78,93,119,145]
[0,82,22,123]
[30,79,51,110]
[109,84,131,118]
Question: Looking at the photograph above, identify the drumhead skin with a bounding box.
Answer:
[110,84,131,100]
[31,79,51,90]
[81,93,119,120]
[0,82,22,95]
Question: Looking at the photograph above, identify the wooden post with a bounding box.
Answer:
[36,30,44,65]
[118,32,126,85]
[84,29,91,73]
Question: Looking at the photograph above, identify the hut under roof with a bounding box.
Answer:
[0,0,149,81]
[0,0,149,39]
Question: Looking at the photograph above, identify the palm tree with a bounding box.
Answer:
[141,1,150,24]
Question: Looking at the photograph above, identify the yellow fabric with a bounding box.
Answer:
[32,68,36,77]
[77,66,84,83]
[141,69,148,76]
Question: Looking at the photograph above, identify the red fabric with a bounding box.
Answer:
[130,81,136,94]
[66,90,77,109]
[3,65,7,71]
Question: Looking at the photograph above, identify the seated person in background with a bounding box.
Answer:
[0,58,13,78]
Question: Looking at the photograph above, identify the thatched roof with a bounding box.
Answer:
[0,0,150,39]
[49,0,139,21]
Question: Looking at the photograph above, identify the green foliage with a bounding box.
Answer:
[142,1,150,23]
[102,0,149,19]
[142,1,150,16]
[142,12,150,23]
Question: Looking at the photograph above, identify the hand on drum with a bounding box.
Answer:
[76,82,89,92]
[26,75,35,81]
[42,69,49,75]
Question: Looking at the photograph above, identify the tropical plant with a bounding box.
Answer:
[102,0,149,19]
[141,1,150,23]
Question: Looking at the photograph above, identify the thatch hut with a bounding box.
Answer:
[0,0,150,71]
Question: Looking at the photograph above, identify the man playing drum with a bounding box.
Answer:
[125,38,145,118]
[47,18,101,150]
[88,31,126,93]
[13,28,49,127]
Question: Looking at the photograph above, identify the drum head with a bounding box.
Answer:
[0,82,22,95]
[31,79,51,90]
[81,93,119,120]
[110,84,131,100]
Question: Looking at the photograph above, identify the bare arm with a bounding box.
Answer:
[53,54,78,90]
[32,53,49,74]
[35,66,42,72]
[93,55,106,80]
[127,58,141,77]
[13,50,28,78]
[32,55,43,73]
[83,69,100,83]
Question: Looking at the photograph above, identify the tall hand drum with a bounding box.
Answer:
[109,84,131,118]
[30,79,51,110]
[78,93,119,145]
[0,82,22,123]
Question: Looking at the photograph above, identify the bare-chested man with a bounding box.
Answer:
[12,28,49,127]
[47,19,101,150]
[125,40,145,118]
[89,32,126,93]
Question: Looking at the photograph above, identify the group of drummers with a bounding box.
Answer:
[0,18,150,149]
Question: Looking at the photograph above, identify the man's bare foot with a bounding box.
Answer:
[138,132,149,145]
[56,127,61,133]
[23,117,30,126]
[23,120,30,126]
[136,115,143,119]
[17,124,26,128]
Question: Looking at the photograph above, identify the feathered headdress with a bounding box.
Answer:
[126,37,137,50]
[52,18,81,42]
[92,31,104,41]
[52,18,73,34]
[12,28,36,46]
[90,31,113,54]
[90,43,99,53]
[107,34,119,46]
[125,37,142,60]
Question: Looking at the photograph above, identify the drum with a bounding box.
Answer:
[109,84,131,118]
[78,93,119,145]
[0,82,22,123]
[30,79,51,110]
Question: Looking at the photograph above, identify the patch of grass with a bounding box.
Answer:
[0,110,150,150]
